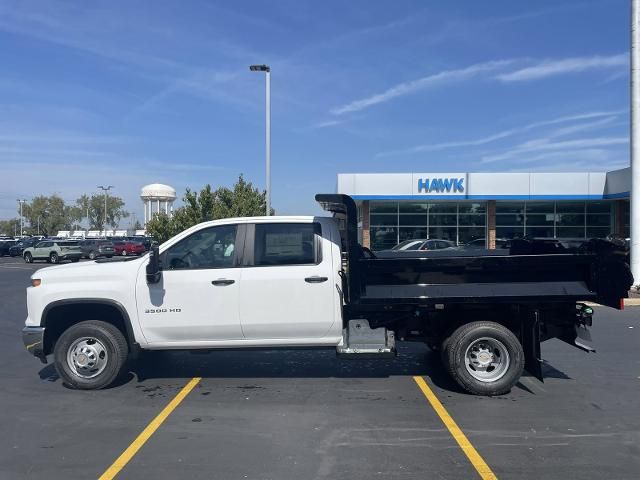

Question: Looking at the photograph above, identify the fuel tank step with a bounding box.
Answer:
[337,319,396,358]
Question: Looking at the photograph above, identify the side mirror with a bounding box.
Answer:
[146,244,162,284]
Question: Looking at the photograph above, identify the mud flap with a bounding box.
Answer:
[523,314,543,382]
[560,324,596,353]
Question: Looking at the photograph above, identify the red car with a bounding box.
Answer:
[113,241,145,256]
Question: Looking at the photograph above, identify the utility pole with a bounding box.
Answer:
[249,64,272,215]
[16,199,27,236]
[97,185,114,232]
[632,0,640,287]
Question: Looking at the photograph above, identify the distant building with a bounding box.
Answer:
[338,167,630,250]
[141,183,177,226]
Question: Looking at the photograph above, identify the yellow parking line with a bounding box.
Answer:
[413,376,497,480]
[99,377,201,480]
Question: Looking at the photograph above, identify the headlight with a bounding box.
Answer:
[31,278,41,287]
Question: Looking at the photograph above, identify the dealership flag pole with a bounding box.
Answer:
[632,0,640,287]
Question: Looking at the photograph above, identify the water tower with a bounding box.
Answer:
[141,183,177,226]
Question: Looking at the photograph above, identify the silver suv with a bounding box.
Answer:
[23,240,83,264]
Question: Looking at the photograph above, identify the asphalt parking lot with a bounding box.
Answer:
[1,255,639,480]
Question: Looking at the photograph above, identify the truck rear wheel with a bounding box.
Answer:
[53,320,128,390]
[444,321,524,396]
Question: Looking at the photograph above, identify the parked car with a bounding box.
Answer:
[9,238,37,257]
[112,240,145,256]
[128,235,152,251]
[385,238,456,252]
[0,240,17,256]
[80,239,115,260]
[463,238,511,250]
[23,240,83,264]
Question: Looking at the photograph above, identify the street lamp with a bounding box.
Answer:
[249,64,271,216]
[16,199,27,236]
[97,185,114,231]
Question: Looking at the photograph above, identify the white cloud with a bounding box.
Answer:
[496,53,628,82]
[481,136,629,164]
[330,59,516,115]
[377,110,625,157]
[309,119,345,129]
[330,54,628,117]
[545,116,619,139]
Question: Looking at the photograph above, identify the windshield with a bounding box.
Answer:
[391,240,424,250]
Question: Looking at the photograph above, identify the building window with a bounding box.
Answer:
[496,202,525,239]
[370,201,398,213]
[370,226,398,250]
[365,198,614,250]
[368,201,487,250]
[623,200,630,237]
[494,200,613,240]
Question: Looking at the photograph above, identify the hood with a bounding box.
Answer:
[32,257,145,283]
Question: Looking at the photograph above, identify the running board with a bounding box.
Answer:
[337,319,396,358]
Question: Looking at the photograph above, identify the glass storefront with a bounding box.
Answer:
[369,201,486,250]
[367,200,615,250]
[495,200,613,240]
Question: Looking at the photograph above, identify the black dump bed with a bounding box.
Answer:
[316,194,633,309]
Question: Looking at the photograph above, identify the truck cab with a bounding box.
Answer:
[135,216,343,346]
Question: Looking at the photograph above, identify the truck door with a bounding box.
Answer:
[135,224,244,344]
[239,221,337,340]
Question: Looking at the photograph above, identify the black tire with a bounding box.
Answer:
[440,334,452,367]
[24,252,33,263]
[88,251,97,260]
[444,321,524,396]
[53,320,128,390]
[49,252,58,264]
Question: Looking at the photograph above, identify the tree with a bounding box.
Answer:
[146,175,270,243]
[0,219,20,236]
[22,195,82,236]
[77,194,129,230]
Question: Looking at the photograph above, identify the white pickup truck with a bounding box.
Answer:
[22,194,633,395]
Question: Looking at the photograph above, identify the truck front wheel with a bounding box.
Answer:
[444,321,524,396]
[53,320,128,390]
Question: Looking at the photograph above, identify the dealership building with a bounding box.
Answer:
[337,168,631,250]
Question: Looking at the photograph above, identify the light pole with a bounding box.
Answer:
[250,64,271,216]
[97,185,114,231]
[17,199,27,236]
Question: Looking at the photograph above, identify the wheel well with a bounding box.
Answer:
[42,302,133,355]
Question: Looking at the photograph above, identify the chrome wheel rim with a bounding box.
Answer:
[66,337,109,379]
[464,337,510,383]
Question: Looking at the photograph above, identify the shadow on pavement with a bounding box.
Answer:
[37,342,570,395]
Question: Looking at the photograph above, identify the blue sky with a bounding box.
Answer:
[0,0,631,223]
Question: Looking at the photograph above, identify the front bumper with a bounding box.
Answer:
[22,326,47,363]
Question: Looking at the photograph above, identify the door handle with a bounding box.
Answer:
[305,276,328,283]
[211,279,235,286]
